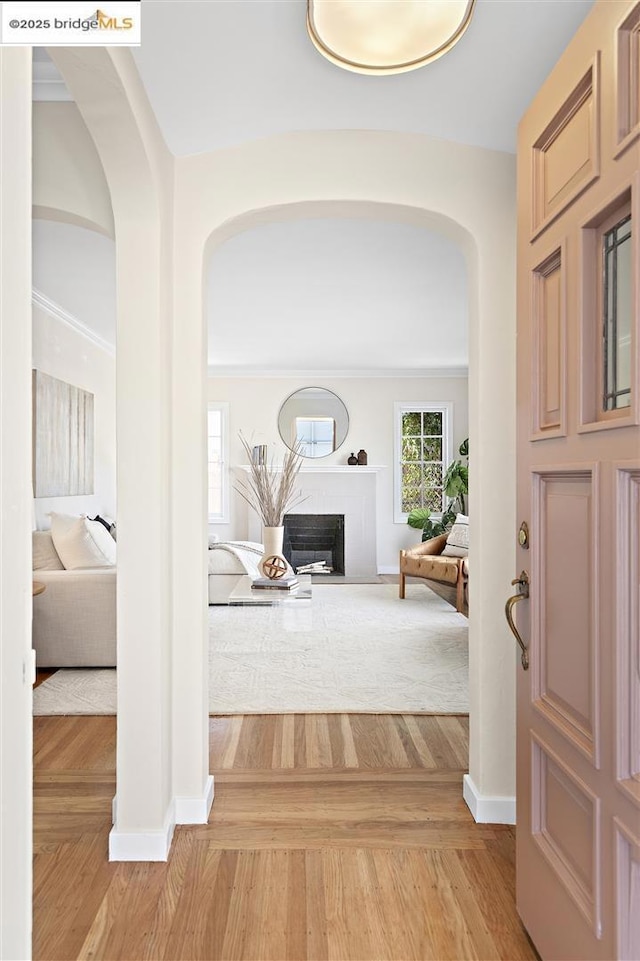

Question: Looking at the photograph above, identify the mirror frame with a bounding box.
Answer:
[277,386,349,458]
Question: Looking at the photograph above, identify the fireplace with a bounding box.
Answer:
[283,514,345,576]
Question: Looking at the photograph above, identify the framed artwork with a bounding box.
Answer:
[32,370,94,497]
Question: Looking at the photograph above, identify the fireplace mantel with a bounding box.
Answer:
[238,465,387,473]
[242,465,383,575]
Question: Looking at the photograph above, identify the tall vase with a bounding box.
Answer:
[260,525,286,578]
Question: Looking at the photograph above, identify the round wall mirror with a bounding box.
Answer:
[278,387,349,458]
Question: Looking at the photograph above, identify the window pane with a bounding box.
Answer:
[603,215,632,411]
[402,488,421,513]
[208,488,222,515]
[615,228,631,408]
[423,437,442,460]
[207,404,227,519]
[423,463,443,487]
[423,412,443,435]
[402,412,422,436]
[208,409,221,435]
[424,488,443,512]
[399,406,447,517]
[402,437,421,461]
[208,437,222,462]
[402,463,422,487]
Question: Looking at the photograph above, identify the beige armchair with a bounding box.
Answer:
[399,533,468,613]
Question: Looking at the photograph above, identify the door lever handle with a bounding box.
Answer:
[505,571,530,670]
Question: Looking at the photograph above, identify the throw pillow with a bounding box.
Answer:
[91,514,111,532]
[441,513,469,557]
[49,512,117,569]
[91,514,117,541]
[32,531,64,570]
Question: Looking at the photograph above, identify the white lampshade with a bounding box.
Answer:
[307,0,476,75]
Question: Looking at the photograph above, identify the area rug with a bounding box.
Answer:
[33,583,468,716]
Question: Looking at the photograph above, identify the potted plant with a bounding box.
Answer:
[407,438,468,542]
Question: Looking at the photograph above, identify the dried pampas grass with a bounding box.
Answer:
[235,434,305,527]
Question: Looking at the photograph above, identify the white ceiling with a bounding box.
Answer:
[132,0,595,157]
[208,219,468,372]
[33,0,596,372]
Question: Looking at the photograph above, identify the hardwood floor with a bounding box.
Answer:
[33,713,534,961]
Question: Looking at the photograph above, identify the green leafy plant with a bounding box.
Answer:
[407,438,469,541]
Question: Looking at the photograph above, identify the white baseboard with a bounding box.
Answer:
[378,566,399,575]
[109,806,175,861]
[108,776,214,860]
[463,774,516,825]
[174,775,215,824]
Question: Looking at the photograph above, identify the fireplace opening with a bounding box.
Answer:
[283,514,345,576]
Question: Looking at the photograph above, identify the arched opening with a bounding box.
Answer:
[203,200,472,721]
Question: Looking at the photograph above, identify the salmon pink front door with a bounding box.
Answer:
[515,2,640,958]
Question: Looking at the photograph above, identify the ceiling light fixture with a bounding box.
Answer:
[307,0,476,76]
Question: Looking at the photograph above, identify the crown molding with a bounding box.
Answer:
[32,288,115,356]
[207,366,468,380]
[32,61,72,102]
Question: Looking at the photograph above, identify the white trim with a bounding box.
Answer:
[238,464,387,474]
[377,565,399,574]
[463,774,516,825]
[208,366,468,380]
[109,806,176,862]
[208,402,230,523]
[174,775,215,824]
[393,401,453,524]
[32,288,115,356]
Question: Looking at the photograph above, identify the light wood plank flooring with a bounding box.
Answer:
[33,713,535,961]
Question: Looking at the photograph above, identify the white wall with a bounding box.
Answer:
[176,129,517,810]
[32,302,116,530]
[0,46,33,961]
[207,374,468,570]
[32,219,116,350]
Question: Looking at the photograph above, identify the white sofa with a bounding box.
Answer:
[208,540,264,604]
[32,529,116,667]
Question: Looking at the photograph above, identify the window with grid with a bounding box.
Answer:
[601,210,631,413]
[208,403,229,523]
[394,402,452,522]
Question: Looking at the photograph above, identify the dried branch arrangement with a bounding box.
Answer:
[235,434,305,527]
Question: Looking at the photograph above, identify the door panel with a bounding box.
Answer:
[531,469,599,764]
[516,3,640,958]
[616,464,640,804]
[531,734,601,936]
[531,245,567,439]
[531,56,600,239]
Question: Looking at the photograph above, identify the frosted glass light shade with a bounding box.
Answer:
[307,0,476,75]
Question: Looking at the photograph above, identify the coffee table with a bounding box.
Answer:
[228,574,312,606]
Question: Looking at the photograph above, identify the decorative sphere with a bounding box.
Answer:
[262,554,288,579]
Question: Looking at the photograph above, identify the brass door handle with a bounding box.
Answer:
[505,571,530,670]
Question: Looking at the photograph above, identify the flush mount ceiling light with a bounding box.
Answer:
[307,0,476,75]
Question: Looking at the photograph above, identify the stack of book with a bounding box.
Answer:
[251,576,299,591]
[296,560,332,574]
